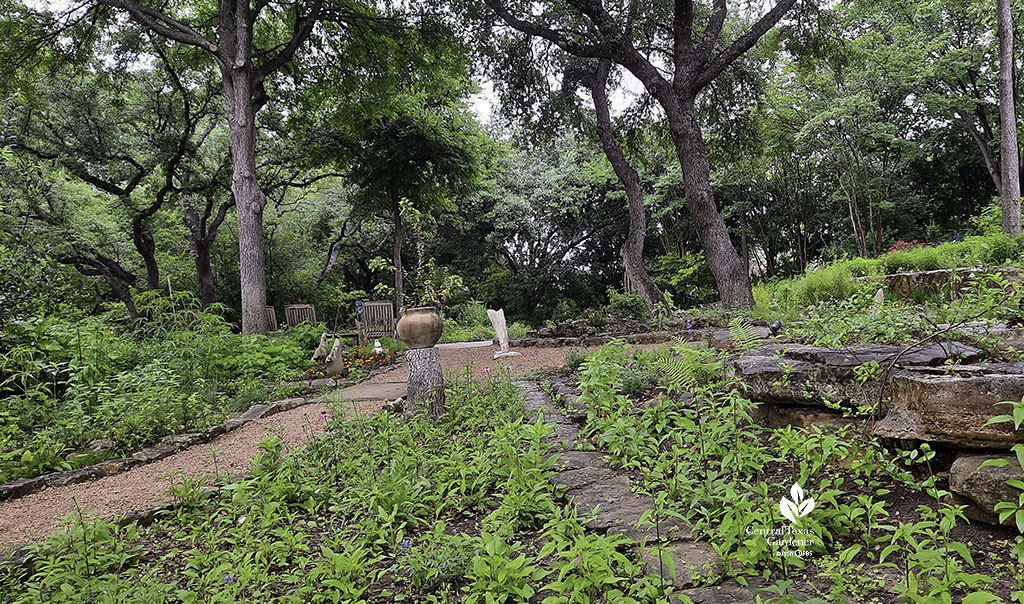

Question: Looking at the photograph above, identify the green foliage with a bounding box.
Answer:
[565,349,587,373]
[758,263,866,309]
[4,373,581,603]
[879,245,942,274]
[785,293,929,347]
[648,252,717,308]
[606,288,647,321]
[394,525,477,589]
[727,318,764,353]
[0,307,320,481]
[585,309,607,329]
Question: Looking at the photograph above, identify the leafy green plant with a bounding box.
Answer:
[565,349,587,373]
[982,396,1024,532]
[728,317,764,352]
[463,530,546,604]
[606,288,647,321]
[394,524,477,589]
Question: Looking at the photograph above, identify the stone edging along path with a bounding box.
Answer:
[520,379,813,603]
[0,363,399,503]
[516,381,733,596]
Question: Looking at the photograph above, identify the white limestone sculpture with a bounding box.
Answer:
[383,397,404,413]
[873,287,885,312]
[312,332,331,362]
[325,337,345,376]
[487,308,521,360]
[373,339,384,355]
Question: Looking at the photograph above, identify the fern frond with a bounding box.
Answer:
[728,318,763,353]
[658,342,723,390]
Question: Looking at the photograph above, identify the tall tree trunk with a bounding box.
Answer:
[222,67,270,334]
[182,172,231,309]
[998,0,1022,236]
[666,97,752,308]
[589,59,666,311]
[391,182,404,312]
[195,239,217,307]
[956,110,1003,196]
[131,220,160,290]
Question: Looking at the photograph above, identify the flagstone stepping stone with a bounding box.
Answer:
[546,377,586,413]
[550,450,606,471]
[565,476,655,532]
[225,403,278,430]
[642,541,722,588]
[607,518,694,543]
[549,465,620,491]
[671,580,758,603]
[542,423,580,447]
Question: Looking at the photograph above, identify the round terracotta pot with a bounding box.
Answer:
[396,306,444,349]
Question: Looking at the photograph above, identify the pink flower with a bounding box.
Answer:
[483,367,492,374]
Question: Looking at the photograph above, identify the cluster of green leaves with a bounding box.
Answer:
[438,302,529,344]
[754,233,1024,313]
[0,373,665,603]
[606,288,648,321]
[575,339,1022,602]
[0,301,322,481]
[783,293,930,347]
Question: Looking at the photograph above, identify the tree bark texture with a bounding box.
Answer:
[406,347,445,417]
[998,0,1022,236]
[94,0,326,333]
[666,97,752,307]
[589,59,666,311]
[221,62,270,333]
[482,0,796,309]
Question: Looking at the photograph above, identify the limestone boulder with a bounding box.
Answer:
[732,343,981,410]
[885,267,1021,299]
[949,454,1024,526]
[872,364,1024,449]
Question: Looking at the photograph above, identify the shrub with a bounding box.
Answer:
[585,310,607,329]
[879,246,941,274]
[565,349,586,372]
[791,264,862,306]
[456,302,491,327]
[971,234,1017,265]
[508,322,529,339]
[606,288,647,320]
[620,373,644,397]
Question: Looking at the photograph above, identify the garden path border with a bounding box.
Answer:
[0,362,399,502]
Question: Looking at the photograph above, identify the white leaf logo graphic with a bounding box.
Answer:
[779,483,815,524]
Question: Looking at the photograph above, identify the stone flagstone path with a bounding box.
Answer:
[515,381,751,600]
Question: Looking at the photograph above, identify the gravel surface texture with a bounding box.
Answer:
[0,397,382,549]
[367,343,608,384]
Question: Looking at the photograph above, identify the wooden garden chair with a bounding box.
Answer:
[359,300,395,343]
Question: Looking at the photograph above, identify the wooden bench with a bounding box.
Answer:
[284,303,317,328]
[359,300,395,343]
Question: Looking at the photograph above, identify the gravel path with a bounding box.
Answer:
[370,342,660,384]
[0,397,383,549]
[0,341,639,550]
[369,343,593,384]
